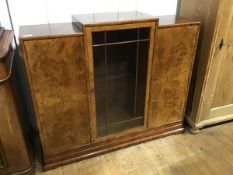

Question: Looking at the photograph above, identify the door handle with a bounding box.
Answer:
[219,38,230,50]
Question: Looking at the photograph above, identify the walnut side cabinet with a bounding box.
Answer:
[19,12,200,170]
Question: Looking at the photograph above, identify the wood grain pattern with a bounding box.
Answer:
[179,0,233,128]
[83,21,158,142]
[19,23,83,40]
[19,13,200,170]
[43,122,183,170]
[212,16,233,107]
[22,36,91,155]
[0,50,31,175]
[35,122,233,175]
[196,0,233,121]
[72,11,157,30]
[149,24,199,127]
[178,0,221,123]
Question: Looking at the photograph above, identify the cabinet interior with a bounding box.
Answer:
[92,27,150,137]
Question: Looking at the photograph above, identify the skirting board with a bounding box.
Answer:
[42,121,184,171]
[186,114,233,130]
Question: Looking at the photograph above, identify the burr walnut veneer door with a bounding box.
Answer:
[149,25,199,127]
[22,36,90,155]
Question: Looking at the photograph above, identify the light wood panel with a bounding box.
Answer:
[178,0,221,122]
[21,36,91,155]
[212,17,233,107]
[199,0,233,121]
[35,121,233,175]
[179,0,233,129]
[149,24,199,127]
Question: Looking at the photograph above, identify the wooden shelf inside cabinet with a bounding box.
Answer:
[19,12,200,171]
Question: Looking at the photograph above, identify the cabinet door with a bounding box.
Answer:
[149,25,199,127]
[23,36,90,155]
[206,2,233,121]
[90,27,152,138]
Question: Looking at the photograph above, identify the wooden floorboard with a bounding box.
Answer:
[35,122,233,175]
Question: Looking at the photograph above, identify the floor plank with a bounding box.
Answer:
[36,122,233,175]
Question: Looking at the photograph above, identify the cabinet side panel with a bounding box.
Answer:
[149,25,199,127]
[23,37,90,155]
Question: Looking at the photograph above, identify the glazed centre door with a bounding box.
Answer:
[92,28,150,137]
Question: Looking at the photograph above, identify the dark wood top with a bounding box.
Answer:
[19,14,200,40]
[157,15,200,28]
[19,23,83,40]
[72,11,157,27]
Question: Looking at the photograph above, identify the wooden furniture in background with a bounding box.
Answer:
[0,29,31,175]
[19,12,200,170]
[178,0,233,132]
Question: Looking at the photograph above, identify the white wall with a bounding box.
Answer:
[4,0,178,38]
[0,0,12,29]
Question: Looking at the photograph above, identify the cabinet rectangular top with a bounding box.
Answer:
[19,11,199,40]
[72,11,158,27]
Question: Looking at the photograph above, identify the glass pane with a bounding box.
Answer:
[93,32,105,45]
[135,41,149,117]
[107,43,136,134]
[107,28,137,43]
[139,27,150,39]
[93,46,108,137]
[93,28,150,137]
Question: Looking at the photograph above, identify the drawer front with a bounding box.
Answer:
[23,36,91,155]
[149,25,199,127]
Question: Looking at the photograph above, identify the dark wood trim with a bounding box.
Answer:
[19,33,84,41]
[42,121,183,171]
[73,19,159,32]
[158,22,200,29]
